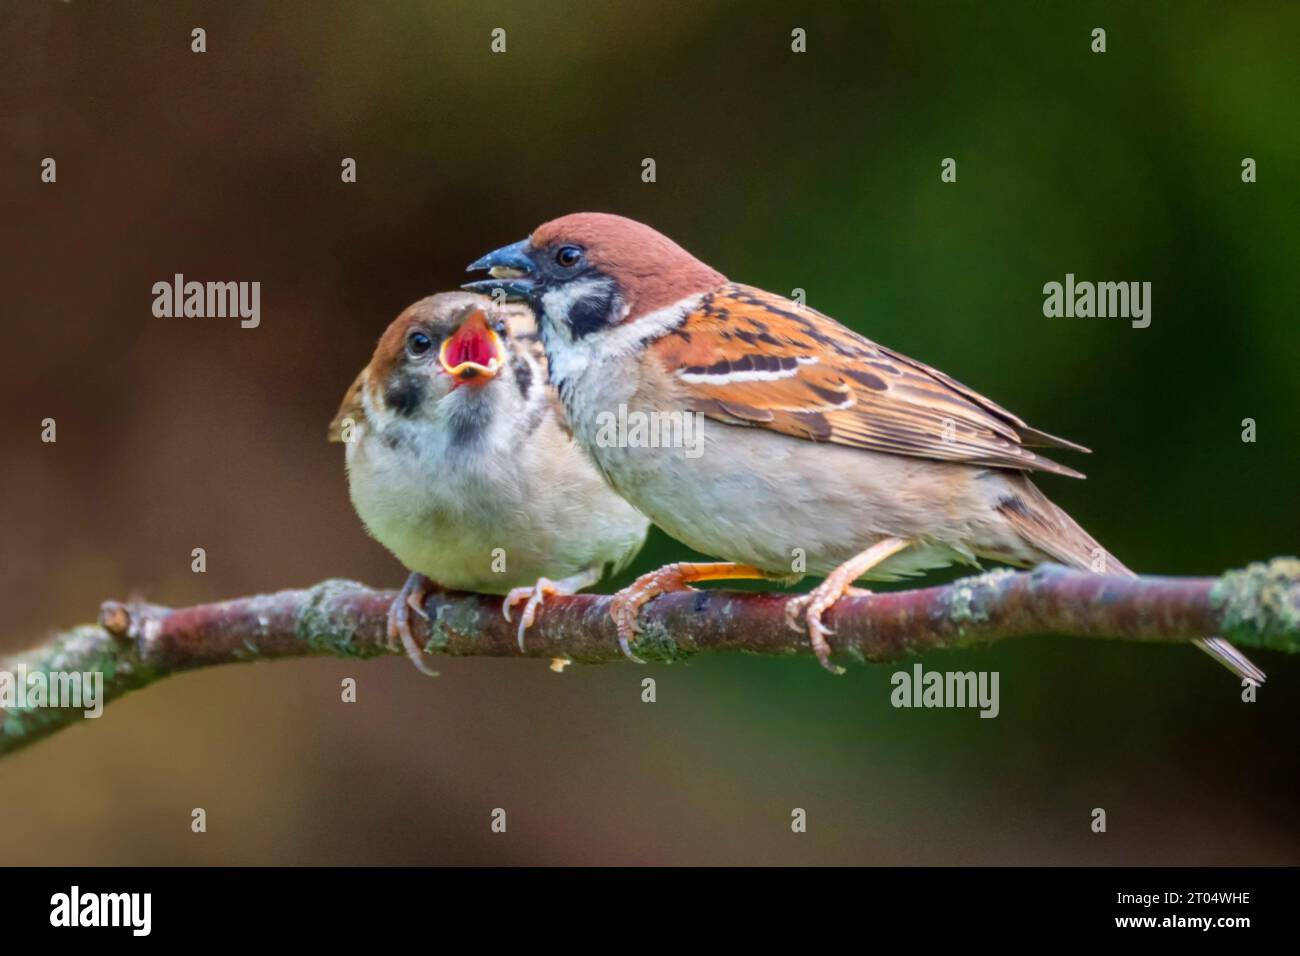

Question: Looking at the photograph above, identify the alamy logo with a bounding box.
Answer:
[152,273,261,328]
[50,886,151,936]
[593,403,705,459]
[0,665,103,718]
[1042,273,1150,328]
[890,663,1000,718]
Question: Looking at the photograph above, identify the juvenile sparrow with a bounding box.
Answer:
[329,291,648,674]
[466,213,1265,683]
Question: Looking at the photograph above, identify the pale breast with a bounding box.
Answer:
[346,415,646,593]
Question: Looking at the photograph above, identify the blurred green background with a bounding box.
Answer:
[1,0,1296,864]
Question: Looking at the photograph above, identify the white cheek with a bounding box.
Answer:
[539,287,569,325]
[539,278,614,379]
[547,337,595,383]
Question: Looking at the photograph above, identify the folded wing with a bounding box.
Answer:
[653,283,1088,478]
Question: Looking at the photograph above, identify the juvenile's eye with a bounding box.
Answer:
[555,244,583,268]
[406,330,433,357]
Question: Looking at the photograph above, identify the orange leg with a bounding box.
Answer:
[785,538,911,674]
[610,562,776,662]
[387,571,440,677]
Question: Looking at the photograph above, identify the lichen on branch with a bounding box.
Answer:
[2,558,1297,760]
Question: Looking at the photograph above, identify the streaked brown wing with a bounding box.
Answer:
[652,283,1088,478]
[328,368,367,443]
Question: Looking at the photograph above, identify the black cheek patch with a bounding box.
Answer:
[384,373,424,417]
[512,356,533,397]
[567,284,616,339]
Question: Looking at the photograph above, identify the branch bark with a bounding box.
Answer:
[3,558,1298,759]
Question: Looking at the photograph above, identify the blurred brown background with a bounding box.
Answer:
[1,0,1297,864]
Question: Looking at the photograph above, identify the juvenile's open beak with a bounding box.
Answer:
[464,238,538,299]
[439,309,506,386]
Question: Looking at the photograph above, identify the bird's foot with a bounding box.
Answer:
[609,567,686,664]
[784,538,910,674]
[503,578,559,651]
[503,567,602,653]
[785,584,873,675]
[387,572,439,677]
[610,561,771,663]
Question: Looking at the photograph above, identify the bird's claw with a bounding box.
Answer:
[785,584,872,675]
[503,578,560,652]
[609,562,769,664]
[609,585,660,665]
[784,593,812,633]
[608,568,704,664]
[387,572,439,677]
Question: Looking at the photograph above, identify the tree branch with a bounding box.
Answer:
[3,558,1298,759]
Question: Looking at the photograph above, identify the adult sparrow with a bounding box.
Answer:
[329,291,648,674]
[466,213,1265,683]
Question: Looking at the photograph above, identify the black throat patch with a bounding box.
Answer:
[384,372,424,418]
[512,354,533,398]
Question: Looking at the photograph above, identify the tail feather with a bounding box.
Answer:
[1190,636,1266,685]
[996,477,1265,684]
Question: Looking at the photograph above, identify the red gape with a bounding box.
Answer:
[440,308,504,385]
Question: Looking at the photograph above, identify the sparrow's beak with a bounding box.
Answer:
[439,308,506,386]
[464,238,538,299]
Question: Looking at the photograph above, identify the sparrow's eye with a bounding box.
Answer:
[406,330,434,358]
[555,244,584,269]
